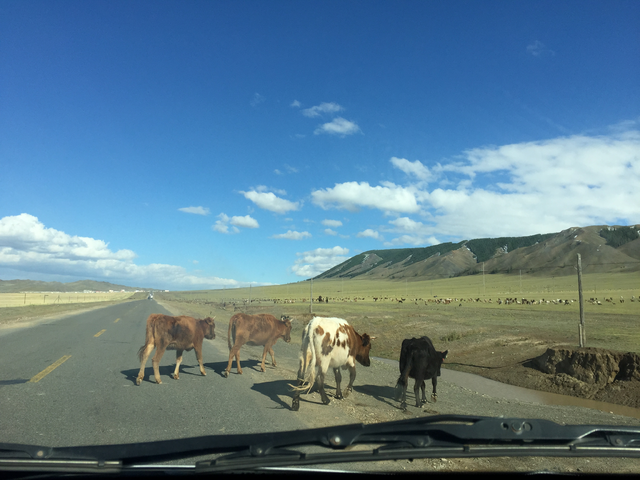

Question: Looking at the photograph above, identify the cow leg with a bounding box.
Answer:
[317,369,330,405]
[259,346,269,372]
[194,344,207,376]
[291,377,304,411]
[431,376,438,402]
[394,375,408,410]
[234,348,242,375]
[151,345,167,384]
[268,347,276,367]
[413,377,424,408]
[172,349,184,380]
[224,346,242,377]
[420,379,427,405]
[343,365,357,398]
[136,343,155,386]
[333,368,343,399]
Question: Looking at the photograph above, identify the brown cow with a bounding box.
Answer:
[136,314,216,385]
[224,313,292,377]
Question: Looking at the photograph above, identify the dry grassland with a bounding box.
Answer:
[156,272,640,366]
[0,291,135,308]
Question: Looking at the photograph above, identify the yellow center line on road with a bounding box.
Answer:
[29,355,72,383]
[94,329,106,337]
[114,318,120,323]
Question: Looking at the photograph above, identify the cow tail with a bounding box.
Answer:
[137,319,154,362]
[227,317,236,351]
[289,323,316,393]
[395,355,412,399]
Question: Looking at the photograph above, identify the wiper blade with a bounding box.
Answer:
[197,415,640,472]
[2,415,639,473]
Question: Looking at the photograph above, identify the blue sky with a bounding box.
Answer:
[1,0,639,291]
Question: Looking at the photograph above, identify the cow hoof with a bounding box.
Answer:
[201,371,206,376]
[335,393,343,400]
[291,400,300,411]
[343,388,351,398]
[431,394,437,403]
[223,371,229,378]
[136,378,142,386]
[156,380,162,384]
[172,374,179,380]
[322,397,331,405]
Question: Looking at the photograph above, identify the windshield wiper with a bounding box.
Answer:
[2,415,640,474]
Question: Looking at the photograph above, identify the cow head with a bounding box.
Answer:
[280,315,292,343]
[203,317,216,340]
[355,333,372,367]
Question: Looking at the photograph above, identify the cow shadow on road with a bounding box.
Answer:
[353,384,403,409]
[250,380,296,410]
[120,365,206,385]
[203,359,263,377]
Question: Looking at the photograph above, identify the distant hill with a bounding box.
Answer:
[0,279,150,293]
[316,225,640,281]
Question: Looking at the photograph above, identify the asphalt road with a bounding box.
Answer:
[0,299,359,448]
[2,299,640,474]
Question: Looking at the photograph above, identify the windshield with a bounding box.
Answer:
[1,0,640,475]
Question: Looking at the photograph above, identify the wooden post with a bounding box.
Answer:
[577,254,585,347]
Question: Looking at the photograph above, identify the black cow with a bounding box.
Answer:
[395,336,448,409]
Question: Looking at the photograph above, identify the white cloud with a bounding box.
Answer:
[275,164,298,175]
[356,229,382,240]
[272,230,311,240]
[290,100,301,108]
[213,213,258,233]
[0,214,240,290]
[526,40,555,57]
[250,92,265,106]
[178,206,210,216]
[391,157,433,182]
[366,130,640,240]
[311,181,420,214]
[229,215,259,229]
[388,217,424,233]
[302,102,344,118]
[314,117,361,136]
[291,246,350,277]
[324,229,337,236]
[322,219,343,227]
[241,190,300,214]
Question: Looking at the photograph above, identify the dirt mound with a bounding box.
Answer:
[526,347,640,408]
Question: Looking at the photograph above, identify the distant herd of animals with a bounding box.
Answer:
[135,312,448,411]
[219,294,637,307]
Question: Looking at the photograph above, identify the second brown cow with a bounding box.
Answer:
[224,313,292,377]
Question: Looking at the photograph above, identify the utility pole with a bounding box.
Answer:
[577,254,585,347]
[309,278,313,314]
[482,262,485,297]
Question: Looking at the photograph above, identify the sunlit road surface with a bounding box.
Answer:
[2,299,639,473]
[0,300,357,449]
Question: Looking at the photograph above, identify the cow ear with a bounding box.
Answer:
[442,350,448,359]
[362,334,370,347]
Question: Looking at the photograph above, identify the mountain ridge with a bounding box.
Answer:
[0,279,150,293]
[316,224,640,281]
